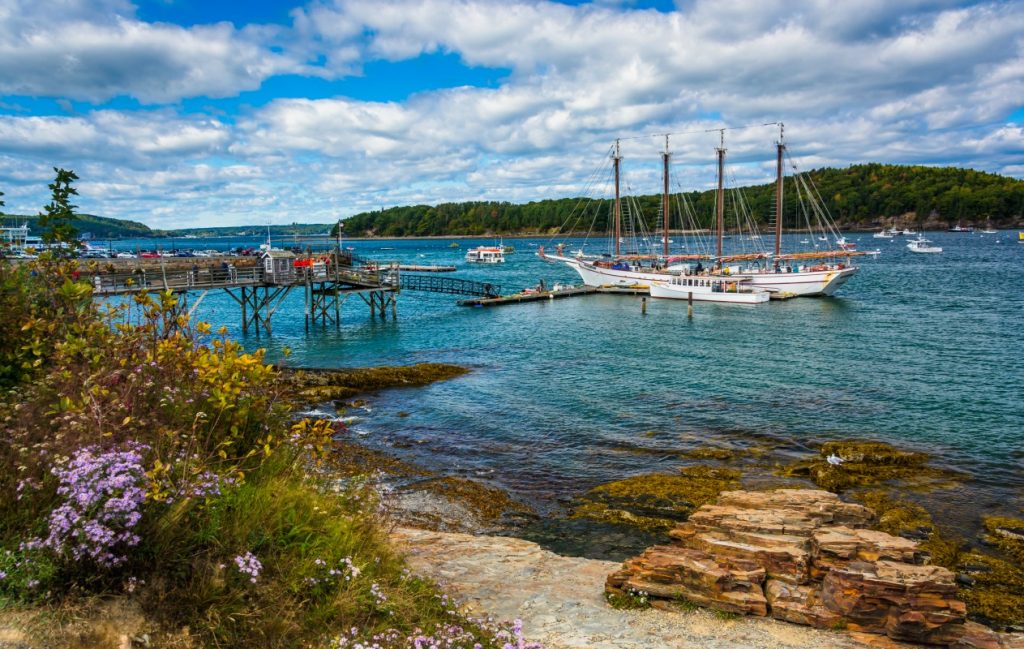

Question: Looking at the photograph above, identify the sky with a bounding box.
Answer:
[0,0,1022,229]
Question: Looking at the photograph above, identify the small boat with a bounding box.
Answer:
[502,245,515,253]
[907,236,942,254]
[948,223,974,233]
[836,237,856,250]
[873,229,893,239]
[465,246,505,263]
[448,242,460,248]
[901,228,914,235]
[650,275,770,304]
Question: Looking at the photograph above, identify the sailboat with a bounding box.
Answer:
[540,126,872,297]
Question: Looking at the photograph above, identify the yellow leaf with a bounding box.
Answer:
[122,416,132,425]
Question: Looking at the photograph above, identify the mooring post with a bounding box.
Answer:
[304,278,310,333]
[688,291,693,319]
[391,294,397,320]
[241,287,249,334]
[641,297,647,315]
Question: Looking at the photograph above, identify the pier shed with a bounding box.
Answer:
[260,249,296,284]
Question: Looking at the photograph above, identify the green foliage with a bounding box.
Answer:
[38,168,81,253]
[605,589,651,610]
[333,164,1024,236]
[0,258,96,389]
[0,258,544,647]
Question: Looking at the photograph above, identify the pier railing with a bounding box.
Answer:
[89,265,389,295]
[397,273,500,298]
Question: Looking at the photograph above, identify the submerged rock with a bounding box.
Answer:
[777,440,963,493]
[570,466,741,533]
[280,363,469,405]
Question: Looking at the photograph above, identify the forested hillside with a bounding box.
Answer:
[335,164,1024,237]
[1,212,153,239]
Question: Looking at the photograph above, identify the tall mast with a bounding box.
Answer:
[775,122,785,257]
[614,139,622,258]
[662,135,670,257]
[715,130,725,259]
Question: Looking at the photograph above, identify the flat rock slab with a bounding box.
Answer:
[392,527,907,649]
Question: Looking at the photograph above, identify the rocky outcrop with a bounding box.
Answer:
[607,489,972,646]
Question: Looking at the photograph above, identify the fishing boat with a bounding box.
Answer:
[873,229,894,239]
[650,275,769,304]
[906,235,942,254]
[465,246,505,263]
[948,223,974,233]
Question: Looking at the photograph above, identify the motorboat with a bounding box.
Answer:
[465,246,505,263]
[906,236,942,253]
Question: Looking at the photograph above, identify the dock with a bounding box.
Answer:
[397,264,456,272]
[458,285,647,307]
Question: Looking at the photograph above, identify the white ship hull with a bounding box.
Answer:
[729,267,859,296]
[650,280,769,304]
[570,260,669,287]
[561,258,856,297]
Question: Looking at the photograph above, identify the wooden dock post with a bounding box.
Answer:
[688,291,693,318]
[641,297,647,315]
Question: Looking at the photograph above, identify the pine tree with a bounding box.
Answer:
[38,168,81,255]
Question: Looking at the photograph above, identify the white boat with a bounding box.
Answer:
[873,229,894,239]
[465,246,505,263]
[540,126,872,298]
[906,236,942,253]
[650,275,769,304]
[901,228,915,235]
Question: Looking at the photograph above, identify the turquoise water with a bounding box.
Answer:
[134,232,1024,553]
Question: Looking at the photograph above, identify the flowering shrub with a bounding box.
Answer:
[43,443,148,568]
[0,259,547,649]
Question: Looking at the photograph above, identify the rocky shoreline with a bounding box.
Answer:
[287,365,1024,639]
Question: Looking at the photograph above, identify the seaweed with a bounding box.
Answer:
[569,466,741,533]
[776,440,963,493]
[281,363,469,405]
[408,476,535,524]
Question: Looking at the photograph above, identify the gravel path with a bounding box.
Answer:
[393,527,894,649]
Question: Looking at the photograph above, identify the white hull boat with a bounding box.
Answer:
[907,237,942,253]
[650,276,769,304]
[546,252,858,297]
[465,246,505,263]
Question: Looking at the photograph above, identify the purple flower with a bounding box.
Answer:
[42,443,148,568]
[233,551,262,583]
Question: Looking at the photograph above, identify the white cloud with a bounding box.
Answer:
[0,0,1021,228]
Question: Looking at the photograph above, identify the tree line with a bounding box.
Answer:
[334,163,1024,237]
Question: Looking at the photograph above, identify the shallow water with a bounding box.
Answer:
[135,231,1024,553]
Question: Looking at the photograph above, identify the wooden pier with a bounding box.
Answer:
[89,262,399,335]
[458,285,646,307]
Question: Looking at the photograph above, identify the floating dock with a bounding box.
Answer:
[458,285,646,307]
[397,264,456,272]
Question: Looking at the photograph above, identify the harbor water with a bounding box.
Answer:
[118,231,1024,554]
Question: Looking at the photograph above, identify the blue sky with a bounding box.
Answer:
[0,0,1022,228]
